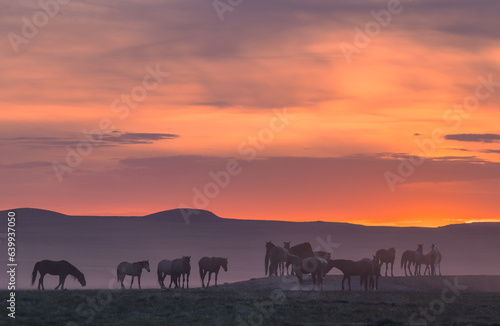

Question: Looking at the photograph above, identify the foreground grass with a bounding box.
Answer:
[2,288,500,326]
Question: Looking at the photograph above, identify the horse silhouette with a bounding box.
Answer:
[361,256,381,290]
[171,256,191,288]
[283,242,291,275]
[326,259,373,291]
[31,260,86,290]
[117,260,150,289]
[375,247,396,277]
[198,257,228,287]
[157,259,175,289]
[431,244,442,276]
[265,242,287,277]
[287,254,325,290]
[285,242,315,273]
[401,244,423,276]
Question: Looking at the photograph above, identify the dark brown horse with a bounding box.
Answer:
[171,256,191,288]
[117,260,150,289]
[32,260,86,290]
[375,247,396,277]
[287,254,325,290]
[265,242,287,276]
[285,242,315,273]
[326,259,373,291]
[198,257,228,287]
[401,244,423,276]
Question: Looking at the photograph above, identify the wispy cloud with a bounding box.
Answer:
[1,132,179,148]
[445,134,500,143]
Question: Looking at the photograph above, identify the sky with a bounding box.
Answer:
[1,0,500,227]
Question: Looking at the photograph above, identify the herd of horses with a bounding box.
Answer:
[31,256,228,290]
[29,243,442,291]
[265,241,443,291]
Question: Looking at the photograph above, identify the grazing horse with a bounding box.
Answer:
[431,244,442,276]
[265,242,287,276]
[31,260,86,290]
[198,257,228,287]
[287,254,325,290]
[326,259,373,291]
[171,256,191,288]
[157,259,174,289]
[375,247,396,277]
[401,244,423,276]
[117,260,150,289]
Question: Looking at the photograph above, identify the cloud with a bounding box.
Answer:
[445,134,500,143]
[1,132,179,148]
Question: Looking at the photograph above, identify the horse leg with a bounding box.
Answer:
[391,262,394,277]
[347,276,352,291]
[207,272,212,287]
[55,275,63,290]
[38,273,45,290]
[385,263,388,277]
[341,275,346,291]
[215,272,219,286]
[130,276,134,289]
[201,270,206,288]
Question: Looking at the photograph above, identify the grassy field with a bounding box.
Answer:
[2,287,500,326]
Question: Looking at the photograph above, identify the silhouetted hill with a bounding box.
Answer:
[143,208,222,223]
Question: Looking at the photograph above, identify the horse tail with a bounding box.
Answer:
[400,254,405,269]
[31,262,39,286]
[199,263,204,281]
[157,268,162,286]
[265,252,269,276]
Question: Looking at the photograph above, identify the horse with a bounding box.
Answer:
[265,242,287,277]
[171,256,191,288]
[31,260,86,290]
[431,244,442,276]
[401,244,423,276]
[285,242,315,274]
[287,254,324,290]
[157,259,175,289]
[117,260,150,289]
[418,249,437,276]
[375,247,396,277]
[326,259,373,291]
[199,257,228,287]
[361,256,381,290]
[283,242,291,275]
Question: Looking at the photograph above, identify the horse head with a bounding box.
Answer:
[143,260,151,272]
[182,256,191,267]
[283,242,290,250]
[417,244,423,253]
[78,273,87,287]
[222,258,228,272]
[266,241,274,252]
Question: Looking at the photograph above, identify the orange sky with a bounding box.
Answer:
[1,0,500,227]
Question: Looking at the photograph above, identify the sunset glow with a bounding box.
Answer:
[2,0,500,227]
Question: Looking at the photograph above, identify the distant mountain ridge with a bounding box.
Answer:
[3,207,500,229]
